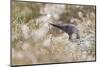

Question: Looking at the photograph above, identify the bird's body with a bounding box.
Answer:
[50,23,80,41]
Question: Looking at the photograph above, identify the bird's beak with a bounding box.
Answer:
[50,23,63,30]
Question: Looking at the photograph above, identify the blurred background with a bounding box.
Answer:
[11,0,96,65]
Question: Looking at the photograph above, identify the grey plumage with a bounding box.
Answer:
[50,23,80,41]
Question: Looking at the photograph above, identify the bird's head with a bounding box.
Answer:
[49,23,80,43]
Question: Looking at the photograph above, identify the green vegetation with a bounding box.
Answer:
[12,1,96,65]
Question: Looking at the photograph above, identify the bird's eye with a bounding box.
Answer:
[65,26,69,29]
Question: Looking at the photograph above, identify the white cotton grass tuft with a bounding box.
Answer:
[43,34,52,47]
[78,11,83,18]
[21,24,30,39]
[51,33,69,45]
[43,4,66,15]
[40,4,66,20]
[32,23,50,42]
[12,49,24,60]
[22,42,31,50]
[36,15,51,24]
[16,51,24,59]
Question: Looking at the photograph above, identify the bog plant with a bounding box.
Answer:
[12,1,96,65]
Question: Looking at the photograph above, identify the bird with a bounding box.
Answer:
[50,23,80,42]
